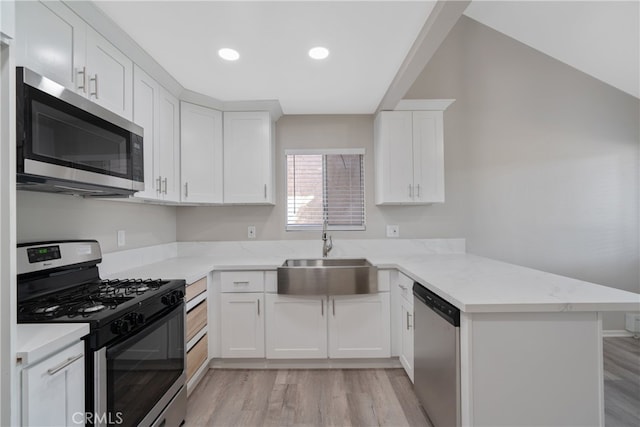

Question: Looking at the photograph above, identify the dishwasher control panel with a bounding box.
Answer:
[413,282,460,326]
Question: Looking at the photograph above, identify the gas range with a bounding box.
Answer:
[17,240,187,427]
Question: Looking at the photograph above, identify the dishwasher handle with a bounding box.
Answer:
[413,282,460,327]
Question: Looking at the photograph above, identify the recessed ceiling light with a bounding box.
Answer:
[218,48,240,61]
[308,46,330,60]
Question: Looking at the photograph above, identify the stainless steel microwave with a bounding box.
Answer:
[16,67,144,197]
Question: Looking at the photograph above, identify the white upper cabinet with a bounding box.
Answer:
[181,102,223,204]
[223,111,274,204]
[15,0,133,120]
[374,100,453,205]
[84,27,132,119]
[16,1,85,91]
[132,65,160,200]
[132,67,179,202]
[157,89,181,202]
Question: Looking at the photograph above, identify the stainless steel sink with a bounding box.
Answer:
[277,258,378,295]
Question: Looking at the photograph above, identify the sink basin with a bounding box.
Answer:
[277,258,378,295]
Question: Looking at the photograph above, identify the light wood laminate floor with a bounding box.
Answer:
[187,337,640,427]
[186,368,429,427]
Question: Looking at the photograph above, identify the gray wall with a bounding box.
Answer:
[406,16,639,329]
[176,115,467,241]
[17,191,177,253]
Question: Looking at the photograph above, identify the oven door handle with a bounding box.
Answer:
[106,303,185,358]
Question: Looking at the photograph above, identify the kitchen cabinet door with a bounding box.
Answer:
[265,294,327,359]
[412,111,444,203]
[157,88,181,202]
[223,111,274,204]
[374,111,414,204]
[374,109,445,204]
[15,0,86,92]
[399,298,414,382]
[132,65,161,200]
[0,0,15,41]
[220,293,265,358]
[328,293,391,358]
[85,27,133,120]
[180,102,223,204]
[22,341,84,426]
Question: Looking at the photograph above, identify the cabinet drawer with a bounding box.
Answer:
[186,334,208,382]
[186,277,207,302]
[397,272,414,304]
[221,271,264,292]
[186,300,207,342]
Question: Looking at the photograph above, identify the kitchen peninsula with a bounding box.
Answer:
[100,239,639,427]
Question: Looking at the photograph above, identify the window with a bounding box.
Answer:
[286,149,365,231]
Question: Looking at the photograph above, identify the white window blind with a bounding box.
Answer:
[286,149,365,231]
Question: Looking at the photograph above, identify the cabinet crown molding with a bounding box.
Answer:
[393,99,455,111]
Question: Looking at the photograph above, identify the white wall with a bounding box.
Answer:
[176,114,467,241]
[406,16,639,330]
[17,192,177,253]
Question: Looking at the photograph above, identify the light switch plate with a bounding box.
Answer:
[248,225,256,239]
[386,225,399,238]
[117,230,126,247]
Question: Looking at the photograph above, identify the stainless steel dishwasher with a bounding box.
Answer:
[413,282,461,427]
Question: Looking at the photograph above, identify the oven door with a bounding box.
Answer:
[95,304,185,427]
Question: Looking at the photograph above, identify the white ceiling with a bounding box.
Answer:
[464,1,640,99]
[94,1,436,114]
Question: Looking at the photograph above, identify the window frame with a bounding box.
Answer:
[284,148,366,232]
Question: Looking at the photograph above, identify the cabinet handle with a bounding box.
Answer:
[47,353,83,376]
[332,298,335,316]
[321,299,324,316]
[407,312,412,330]
[416,184,420,198]
[162,177,168,194]
[89,74,99,99]
[257,298,260,316]
[409,185,413,198]
[233,281,249,285]
[156,176,162,194]
[77,67,87,93]
[185,182,189,198]
[264,184,267,199]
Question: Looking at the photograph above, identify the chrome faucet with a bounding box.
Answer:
[322,220,333,257]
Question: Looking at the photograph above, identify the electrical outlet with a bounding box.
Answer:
[117,230,126,247]
[386,225,399,238]
[248,225,256,239]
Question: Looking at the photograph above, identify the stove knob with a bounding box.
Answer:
[175,290,185,300]
[161,294,172,306]
[111,319,131,335]
[128,312,145,326]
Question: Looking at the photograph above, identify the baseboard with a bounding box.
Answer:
[209,357,403,370]
[602,329,635,338]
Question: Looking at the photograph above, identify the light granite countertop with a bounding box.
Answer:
[17,323,89,365]
[102,240,640,313]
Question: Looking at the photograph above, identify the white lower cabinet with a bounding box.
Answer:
[328,293,391,358]
[21,341,85,426]
[265,294,327,359]
[220,293,265,358]
[399,298,414,382]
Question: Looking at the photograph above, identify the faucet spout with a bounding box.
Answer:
[322,220,333,257]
